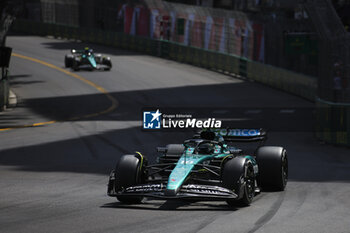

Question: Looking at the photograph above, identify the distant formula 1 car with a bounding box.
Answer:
[107,129,288,207]
[64,47,112,71]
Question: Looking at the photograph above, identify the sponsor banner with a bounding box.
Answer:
[184,14,195,46]
[219,18,226,53]
[176,14,186,43]
[190,16,203,48]
[259,33,265,62]
[129,7,139,35]
[150,9,161,39]
[234,19,243,56]
[137,6,150,36]
[214,128,262,137]
[118,4,134,34]
[169,11,177,41]
[241,21,253,58]
[209,17,224,51]
[227,18,236,55]
[204,16,213,50]
[252,22,264,62]
[116,4,265,60]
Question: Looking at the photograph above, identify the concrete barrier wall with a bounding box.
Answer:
[12,19,350,146]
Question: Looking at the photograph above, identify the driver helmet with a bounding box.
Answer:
[84,47,93,53]
[197,143,214,154]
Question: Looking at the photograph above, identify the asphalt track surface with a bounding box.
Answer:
[1,35,350,233]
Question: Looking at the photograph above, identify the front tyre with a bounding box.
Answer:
[64,54,74,68]
[256,146,288,191]
[222,157,256,207]
[72,58,80,71]
[115,154,144,204]
[102,57,112,70]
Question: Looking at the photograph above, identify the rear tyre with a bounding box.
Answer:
[256,146,288,191]
[115,154,144,204]
[222,157,255,207]
[64,54,74,68]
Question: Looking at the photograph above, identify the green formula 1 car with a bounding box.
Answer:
[64,47,112,71]
[107,129,288,207]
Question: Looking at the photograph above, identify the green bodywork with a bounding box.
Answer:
[82,53,97,68]
[166,145,255,192]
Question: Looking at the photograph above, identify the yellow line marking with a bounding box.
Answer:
[0,53,118,132]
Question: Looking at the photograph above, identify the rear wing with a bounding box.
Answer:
[208,128,267,142]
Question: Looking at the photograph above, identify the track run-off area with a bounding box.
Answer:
[0,36,349,233]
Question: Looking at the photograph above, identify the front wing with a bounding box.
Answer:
[107,171,238,201]
[76,64,110,70]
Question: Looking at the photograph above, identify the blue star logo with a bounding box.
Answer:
[143,109,162,129]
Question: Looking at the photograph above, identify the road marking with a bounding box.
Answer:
[0,53,118,132]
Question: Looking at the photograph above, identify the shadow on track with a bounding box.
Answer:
[9,74,45,87]
[1,77,349,184]
[1,123,350,184]
[0,82,314,129]
[101,200,237,211]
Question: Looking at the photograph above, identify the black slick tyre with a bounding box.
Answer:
[115,154,144,204]
[256,146,288,191]
[222,157,256,207]
[64,54,74,68]
[102,57,112,70]
[72,58,80,71]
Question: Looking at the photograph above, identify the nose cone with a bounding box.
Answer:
[164,189,177,196]
[88,56,97,68]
